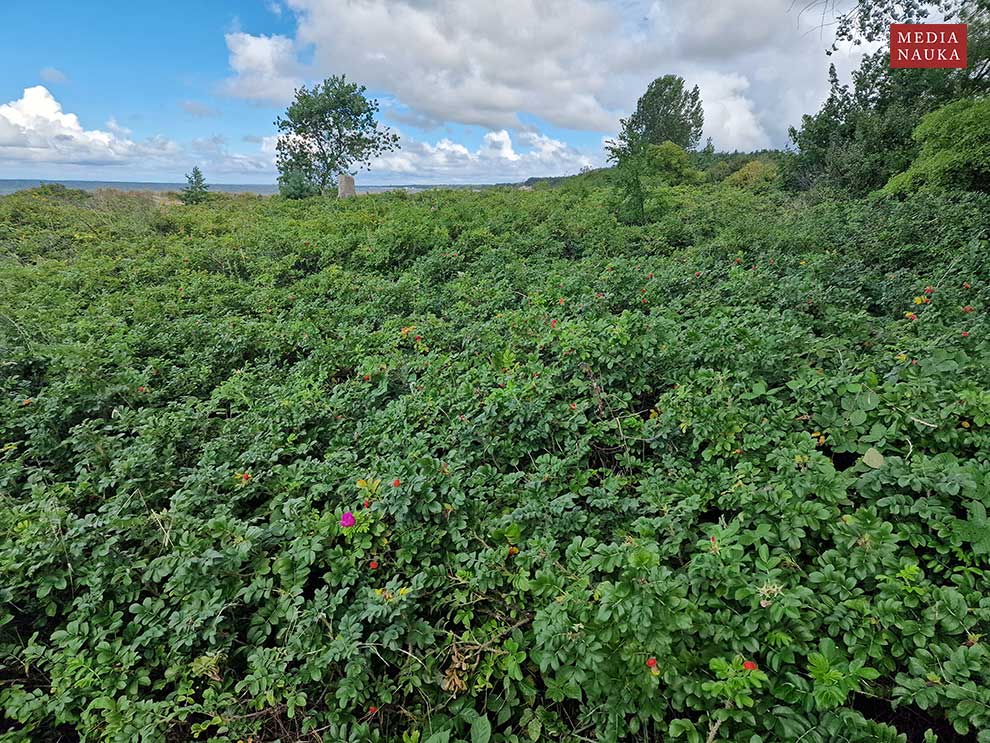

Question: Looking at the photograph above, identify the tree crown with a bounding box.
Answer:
[607,75,704,162]
[274,76,400,195]
[179,166,209,205]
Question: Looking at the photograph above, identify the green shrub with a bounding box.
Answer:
[1,183,988,742]
[610,142,701,226]
[723,160,781,191]
[278,168,322,199]
[882,98,990,195]
[786,48,983,195]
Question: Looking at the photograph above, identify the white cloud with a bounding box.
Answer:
[690,72,771,151]
[5,1,871,183]
[369,128,596,184]
[219,0,859,154]
[0,87,272,179]
[659,0,785,60]
[221,32,302,103]
[259,134,279,155]
[481,130,519,162]
[106,116,132,136]
[230,0,625,130]
[640,0,870,148]
[39,67,69,84]
[224,126,593,184]
[187,133,276,175]
[0,86,177,166]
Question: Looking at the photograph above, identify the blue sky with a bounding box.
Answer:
[0,1,856,184]
[1,2,289,139]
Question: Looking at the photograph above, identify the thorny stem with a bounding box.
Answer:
[705,701,733,743]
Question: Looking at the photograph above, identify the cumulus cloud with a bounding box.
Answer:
[39,67,69,84]
[221,0,860,154]
[0,86,178,166]
[379,97,445,131]
[227,126,592,184]
[642,0,869,148]
[689,72,771,151]
[106,116,132,136]
[187,133,276,175]
[6,1,868,182]
[180,100,221,118]
[233,0,624,130]
[221,32,302,103]
[481,130,519,162]
[658,0,787,61]
[369,128,596,184]
[0,86,273,178]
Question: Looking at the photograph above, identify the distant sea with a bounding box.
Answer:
[0,179,485,196]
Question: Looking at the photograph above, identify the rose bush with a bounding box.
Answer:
[0,182,988,741]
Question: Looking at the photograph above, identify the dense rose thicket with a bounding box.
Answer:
[1,183,988,742]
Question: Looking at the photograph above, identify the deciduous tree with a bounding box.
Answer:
[275,76,400,195]
[606,75,704,162]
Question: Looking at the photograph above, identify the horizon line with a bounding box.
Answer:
[0,176,540,188]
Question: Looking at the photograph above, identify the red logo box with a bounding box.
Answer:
[890,24,967,68]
